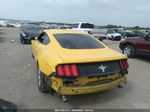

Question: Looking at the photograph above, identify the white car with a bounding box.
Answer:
[106,29,122,40]
[71,22,107,40]
[0,20,7,27]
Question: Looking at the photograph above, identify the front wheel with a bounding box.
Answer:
[122,45,136,58]
[21,39,25,44]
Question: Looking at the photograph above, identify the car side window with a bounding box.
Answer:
[42,34,50,45]
[37,33,44,42]
[37,32,50,45]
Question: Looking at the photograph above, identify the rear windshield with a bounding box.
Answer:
[54,34,105,49]
[80,23,94,29]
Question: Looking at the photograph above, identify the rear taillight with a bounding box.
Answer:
[56,64,79,77]
[119,60,129,70]
[56,65,64,76]
[84,30,92,34]
[70,64,79,76]
[87,31,92,34]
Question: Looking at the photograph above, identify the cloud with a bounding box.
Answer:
[0,0,150,27]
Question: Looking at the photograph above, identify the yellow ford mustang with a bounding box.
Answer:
[31,29,129,98]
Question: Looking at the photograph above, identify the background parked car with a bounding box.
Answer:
[125,30,147,38]
[115,29,127,38]
[7,22,21,28]
[119,34,150,57]
[71,22,107,40]
[106,29,122,40]
[0,21,7,27]
[20,23,42,44]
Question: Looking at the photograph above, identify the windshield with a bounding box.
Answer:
[54,34,105,49]
[107,29,116,34]
[117,29,124,33]
[80,23,94,29]
[22,24,41,32]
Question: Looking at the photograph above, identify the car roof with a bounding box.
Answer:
[44,29,88,35]
[73,22,93,24]
[22,23,41,27]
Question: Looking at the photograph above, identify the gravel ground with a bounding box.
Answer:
[0,27,150,109]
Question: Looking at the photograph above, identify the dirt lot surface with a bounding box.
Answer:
[0,27,150,109]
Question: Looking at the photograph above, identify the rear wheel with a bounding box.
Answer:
[122,45,136,58]
[37,65,49,93]
[31,52,34,58]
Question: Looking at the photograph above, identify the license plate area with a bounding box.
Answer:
[78,61,121,77]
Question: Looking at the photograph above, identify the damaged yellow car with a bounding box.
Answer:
[31,30,129,101]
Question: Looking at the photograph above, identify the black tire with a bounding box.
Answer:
[122,45,136,58]
[29,40,31,44]
[31,52,34,58]
[109,37,111,40]
[21,39,25,44]
[37,65,49,93]
[26,40,29,44]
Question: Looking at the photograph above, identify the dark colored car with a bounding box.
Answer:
[106,29,122,40]
[119,34,150,58]
[115,29,126,37]
[126,31,146,38]
[20,23,42,44]
[0,98,17,112]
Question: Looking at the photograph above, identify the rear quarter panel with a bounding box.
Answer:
[36,44,63,76]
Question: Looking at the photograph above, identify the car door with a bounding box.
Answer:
[136,36,150,54]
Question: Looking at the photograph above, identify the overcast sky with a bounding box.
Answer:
[0,0,150,27]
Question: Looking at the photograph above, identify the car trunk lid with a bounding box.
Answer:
[58,48,127,64]
[56,48,127,77]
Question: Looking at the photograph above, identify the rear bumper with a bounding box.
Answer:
[59,76,126,95]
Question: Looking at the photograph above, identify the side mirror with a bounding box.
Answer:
[34,37,38,40]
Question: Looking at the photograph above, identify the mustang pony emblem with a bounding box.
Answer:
[98,65,108,72]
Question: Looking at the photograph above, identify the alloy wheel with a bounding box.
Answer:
[123,47,132,56]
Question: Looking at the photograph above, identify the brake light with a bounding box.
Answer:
[84,30,92,34]
[56,64,79,77]
[119,60,129,70]
[87,31,92,34]
[70,64,79,76]
[56,65,64,76]
[63,65,71,76]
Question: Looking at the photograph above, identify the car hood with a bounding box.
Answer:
[58,48,127,64]
[23,30,40,37]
